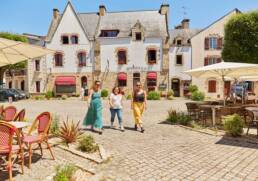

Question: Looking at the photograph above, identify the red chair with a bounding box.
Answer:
[23,112,55,168]
[0,121,24,181]
[13,109,26,122]
[2,106,17,122]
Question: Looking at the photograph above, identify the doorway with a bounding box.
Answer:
[81,76,87,88]
[172,78,180,97]
[20,80,25,91]
[133,73,141,88]
[224,81,231,96]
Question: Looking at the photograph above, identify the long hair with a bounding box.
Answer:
[112,86,121,94]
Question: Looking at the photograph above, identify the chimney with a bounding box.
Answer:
[53,8,59,19]
[181,19,190,29]
[160,4,169,16]
[99,5,106,16]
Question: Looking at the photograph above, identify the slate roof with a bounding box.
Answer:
[169,29,201,44]
[98,10,168,38]
[45,2,168,42]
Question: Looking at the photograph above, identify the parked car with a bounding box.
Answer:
[9,89,28,99]
[0,89,20,101]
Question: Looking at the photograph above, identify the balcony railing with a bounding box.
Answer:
[5,69,27,77]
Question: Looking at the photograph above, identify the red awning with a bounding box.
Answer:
[55,76,76,85]
[147,72,157,79]
[117,73,127,80]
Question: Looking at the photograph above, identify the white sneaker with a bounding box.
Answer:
[120,126,125,132]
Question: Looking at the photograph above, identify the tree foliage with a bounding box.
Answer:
[0,32,28,83]
[222,11,258,63]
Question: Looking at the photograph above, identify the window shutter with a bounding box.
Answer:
[204,38,209,50]
[204,57,208,66]
[217,58,222,63]
[208,80,216,93]
[217,37,223,50]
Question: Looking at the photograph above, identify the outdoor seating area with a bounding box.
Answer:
[0,105,54,181]
[185,100,258,136]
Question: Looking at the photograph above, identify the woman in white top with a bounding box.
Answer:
[109,86,124,131]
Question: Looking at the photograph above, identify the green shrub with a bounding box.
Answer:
[61,94,68,100]
[223,114,244,137]
[126,94,132,100]
[177,113,192,126]
[78,135,99,153]
[188,84,198,93]
[45,90,54,99]
[34,95,45,100]
[50,114,59,136]
[147,91,160,100]
[167,90,174,97]
[54,164,77,181]
[191,91,205,101]
[166,109,178,124]
[101,89,109,97]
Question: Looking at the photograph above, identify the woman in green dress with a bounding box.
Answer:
[83,80,103,134]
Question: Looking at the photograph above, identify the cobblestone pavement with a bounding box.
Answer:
[1,99,258,180]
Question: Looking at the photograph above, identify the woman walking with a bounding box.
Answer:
[83,80,103,134]
[131,81,147,133]
[109,87,124,132]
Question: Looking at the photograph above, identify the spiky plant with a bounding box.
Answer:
[59,117,83,145]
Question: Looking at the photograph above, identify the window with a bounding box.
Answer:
[245,81,254,92]
[61,35,69,44]
[77,52,86,67]
[147,79,157,87]
[54,52,63,67]
[71,35,78,44]
[176,39,182,45]
[176,55,183,65]
[135,32,142,41]
[35,60,40,71]
[148,49,157,64]
[117,50,127,64]
[204,57,221,66]
[118,80,127,87]
[8,81,12,89]
[36,81,40,93]
[20,80,25,91]
[100,30,119,37]
[208,80,216,93]
[209,37,217,49]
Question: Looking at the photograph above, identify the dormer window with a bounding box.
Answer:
[61,35,69,44]
[135,32,142,41]
[100,30,119,37]
[176,39,182,45]
[71,35,78,44]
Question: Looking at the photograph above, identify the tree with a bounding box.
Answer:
[0,32,28,85]
[222,11,258,63]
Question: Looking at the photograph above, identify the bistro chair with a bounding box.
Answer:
[22,112,55,168]
[185,102,200,121]
[199,107,212,126]
[2,106,17,122]
[0,121,24,181]
[245,109,258,136]
[13,109,26,122]
[0,105,4,116]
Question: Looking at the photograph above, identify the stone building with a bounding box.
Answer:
[169,19,200,97]
[191,9,240,99]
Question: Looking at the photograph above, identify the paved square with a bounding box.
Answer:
[2,99,258,180]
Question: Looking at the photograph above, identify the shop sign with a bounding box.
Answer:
[159,83,167,90]
[126,65,154,72]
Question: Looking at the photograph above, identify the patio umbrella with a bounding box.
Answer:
[184,62,258,105]
[0,37,54,67]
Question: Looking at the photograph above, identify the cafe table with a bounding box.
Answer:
[9,121,30,130]
[199,105,223,126]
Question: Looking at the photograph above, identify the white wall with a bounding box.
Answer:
[169,46,191,80]
[99,37,163,73]
[45,3,94,74]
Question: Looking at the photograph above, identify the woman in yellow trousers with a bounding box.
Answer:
[131,81,147,133]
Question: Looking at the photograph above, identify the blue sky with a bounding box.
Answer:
[0,0,257,36]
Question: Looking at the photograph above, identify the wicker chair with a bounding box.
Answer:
[199,107,212,126]
[23,112,55,168]
[2,106,17,122]
[216,107,231,125]
[185,102,200,121]
[245,109,258,136]
[13,109,26,122]
[0,121,24,181]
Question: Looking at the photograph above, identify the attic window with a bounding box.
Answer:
[71,35,78,44]
[61,35,69,44]
[135,32,142,41]
[176,39,182,45]
[100,30,119,37]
